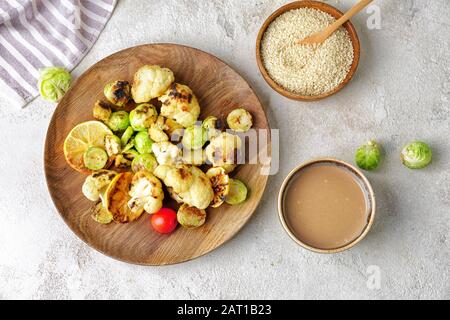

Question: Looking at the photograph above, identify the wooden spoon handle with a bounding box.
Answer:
[323,0,373,39]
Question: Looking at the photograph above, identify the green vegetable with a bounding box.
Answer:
[107,111,130,132]
[83,147,108,171]
[202,116,222,140]
[93,100,112,122]
[225,179,248,205]
[104,80,131,107]
[401,141,432,169]
[121,126,135,147]
[129,103,158,131]
[182,125,208,150]
[135,131,154,154]
[104,135,121,157]
[122,137,135,152]
[38,67,72,102]
[355,140,381,171]
[131,154,158,173]
[90,202,113,224]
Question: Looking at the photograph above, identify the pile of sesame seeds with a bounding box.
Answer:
[261,8,354,96]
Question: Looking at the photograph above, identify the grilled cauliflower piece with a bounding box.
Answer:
[206,167,230,208]
[181,149,206,166]
[82,170,118,202]
[177,204,206,229]
[131,65,175,103]
[205,132,242,167]
[93,100,112,122]
[152,141,181,166]
[128,171,164,214]
[149,116,169,142]
[90,202,113,224]
[227,108,253,132]
[159,83,200,128]
[164,118,184,138]
[154,165,214,210]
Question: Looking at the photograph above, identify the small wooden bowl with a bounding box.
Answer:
[256,1,361,101]
[278,158,376,253]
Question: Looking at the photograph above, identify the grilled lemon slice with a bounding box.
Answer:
[105,172,144,223]
[63,121,112,174]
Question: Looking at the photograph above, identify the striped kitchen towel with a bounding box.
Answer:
[0,0,117,108]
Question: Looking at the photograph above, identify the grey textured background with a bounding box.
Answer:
[0,0,448,300]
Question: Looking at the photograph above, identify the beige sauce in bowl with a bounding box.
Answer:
[282,163,369,250]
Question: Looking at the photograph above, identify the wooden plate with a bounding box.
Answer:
[256,0,361,101]
[44,44,271,265]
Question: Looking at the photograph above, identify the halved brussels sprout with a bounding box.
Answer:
[182,125,208,150]
[122,137,135,152]
[129,103,158,131]
[227,108,253,132]
[104,135,122,157]
[202,116,223,140]
[83,147,108,171]
[114,150,139,169]
[206,167,230,208]
[177,204,206,229]
[135,131,154,154]
[401,141,432,169]
[90,202,113,224]
[355,140,381,171]
[38,67,71,102]
[104,80,131,107]
[93,100,112,122]
[106,111,130,132]
[225,179,248,205]
[131,154,158,173]
[121,126,134,147]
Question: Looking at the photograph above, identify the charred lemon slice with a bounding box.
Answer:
[206,167,230,208]
[64,121,112,174]
[105,172,144,223]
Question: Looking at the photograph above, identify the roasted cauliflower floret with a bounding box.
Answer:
[159,83,200,128]
[82,170,118,202]
[131,65,175,103]
[206,167,230,208]
[152,141,181,166]
[149,116,169,142]
[154,165,214,209]
[205,132,242,167]
[128,171,164,214]
[181,149,207,166]
[93,100,112,122]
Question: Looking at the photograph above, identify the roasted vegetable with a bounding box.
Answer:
[107,111,130,132]
[131,154,158,173]
[135,131,154,154]
[182,125,208,150]
[159,83,200,127]
[129,103,158,131]
[82,170,117,202]
[128,171,164,214]
[202,116,223,140]
[227,108,253,132]
[104,135,122,157]
[152,141,181,165]
[121,126,134,147]
[93,100,112,122]
[149,116,169,142]
[205,132,242,167]
[83,147,108,171]
[104,80,131,107]
[181,149,207,166]
[90,202,113,224]
[206,167,230,208]
[177,204,206,229]
[225,179,248,205]
[131,65,175,103]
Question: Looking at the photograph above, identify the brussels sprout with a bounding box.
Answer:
[122,137,135,152]
[106,111,130,132]
[401,141,432,169]
[220,164,237,174]
[129,103,158,131]
[182,149,206,166]
[355,140,381,171]
[182,125,207,150]
[227,108,253,133]
[135,131,154,154]
[177,204,206,229]
[83,147,108,171]
[121,126,134,147]
[202,116,223,140]
[93,100,112,122]
[104,135,121,157]
[38,67,71,102]
[122,149,139,160]
[115,150,139,169]
[90,202,113,224]
[225,179,248,205]
[131,154,158,173]
[104,80,131,107]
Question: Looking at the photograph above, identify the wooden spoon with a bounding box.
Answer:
[296,0,373,45]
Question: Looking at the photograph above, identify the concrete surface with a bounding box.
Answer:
[0,0,448,300]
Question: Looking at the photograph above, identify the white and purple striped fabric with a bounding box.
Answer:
[0,0,117,107]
